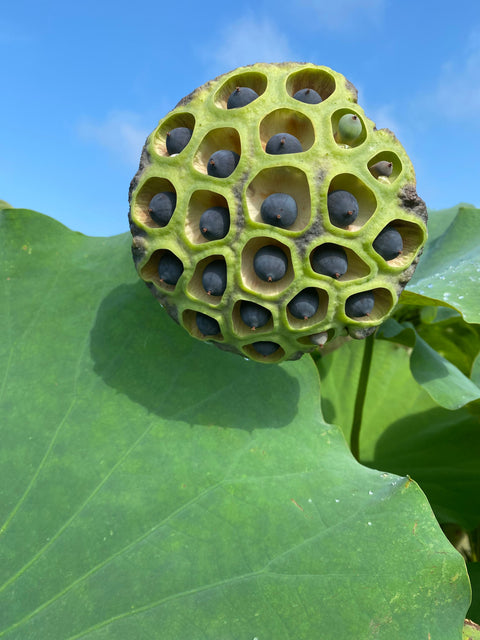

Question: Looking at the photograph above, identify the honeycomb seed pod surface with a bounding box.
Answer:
[129,62,427,363]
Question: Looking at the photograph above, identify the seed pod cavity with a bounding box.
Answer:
[207,150,240,178]
[253,245,288,282]
[148,192,176,227]
[196,312,221,336]
[202,259,227,296]
[345,291,375,318]
[265,133,303,155]
[311,243,348,278]
[240,301,271,330]
[327,190,359,228]
[293,88,322,104]
[199,206,230,240]
[260,193,298,228]
[227,86,259,109]
[157,252,184,286]
[166,127,193,155]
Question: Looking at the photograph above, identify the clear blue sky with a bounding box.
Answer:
[1,0,479,236]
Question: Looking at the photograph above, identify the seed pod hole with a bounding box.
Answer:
[373,220,426,267]
[344,287,394,322]
[309,244,371,282]
[297,328,335,348]
[193,127,241,176]
[153,112,196,157]
[133,177,178,229]
[246,166,311,232]
[243,342,285,362]
[373,226,403,261]
[214,71,267,109]
[241,237,294,296]
[187,255,228,303]
[310,243,348,279]
[331,109,366,148]
[259,108,315,153]
[286,67,336,102]
[368,151,402,183]
[326,173,377,230]
[286,287,328,329]
[232,300,273,337]
[184,190,230,245]
[182,309,224,341]
[141,249,184,292]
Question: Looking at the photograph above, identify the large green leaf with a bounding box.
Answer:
[317,338,480,530]
[402,205,480,323]
[378,319,480,410]
[0,209,470,639]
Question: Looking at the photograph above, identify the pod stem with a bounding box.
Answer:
[350,333,375,461]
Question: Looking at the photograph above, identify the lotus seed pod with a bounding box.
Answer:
[129,62,427,363]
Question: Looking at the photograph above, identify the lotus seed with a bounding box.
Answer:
[373,226,403,261]
[207,150,240,178]
[202,260,227,296]
[196,312,220,336]
[227,86,259,109]
[293,88,322,104]
[337,113,362,145]
[311,243,348,278]
[260,193,298,228]
[157,252,184,285]
[199,206,230,240]
[345,291,375,318]
[148,192,176,227]
[252,341,279,356]
[166,127,192,155]
[327,190,359,228]
[369,160,393,179]
[288,288,319,320]
[240,301,271,330]
[253,246,288,282]
[265,133,303,155]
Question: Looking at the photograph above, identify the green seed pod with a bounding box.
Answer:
[129,63,427,363]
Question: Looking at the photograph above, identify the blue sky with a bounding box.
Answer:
[1,0,479,236]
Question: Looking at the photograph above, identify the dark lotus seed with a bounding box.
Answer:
[293,88,322,104]
[327,190,359,228]
[253,245,288,282]
[265,133,303,155]
[227,86,259,109]
[196,312,220,336]
[157,252,184,285]
[311,243,348,278]
[252,341,279,356]
[207,150,240,178]
[202,260,227,296]
[260,193,298,228]
[240,301,271,330]
[345,291,375,318]
[148,192,176,226]
[166,127,192,155]
[373,226,403,261]
[199,206,230,240]
[288,288,319,320]
[369,160,393,179]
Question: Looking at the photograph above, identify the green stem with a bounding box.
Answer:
[350,334,375,461]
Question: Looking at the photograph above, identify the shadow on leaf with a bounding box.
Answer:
[89,283,300,430]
